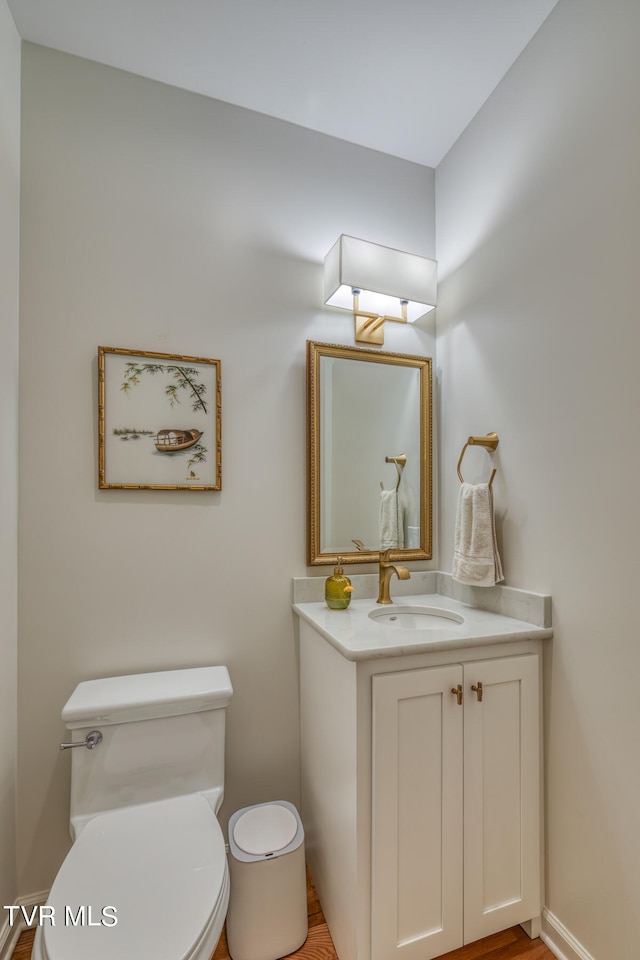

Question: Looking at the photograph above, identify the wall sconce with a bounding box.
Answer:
[323,235,437,345]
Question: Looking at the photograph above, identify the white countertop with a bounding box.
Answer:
[293,593,553,661]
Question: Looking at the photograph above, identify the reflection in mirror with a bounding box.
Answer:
[307,341,432,565]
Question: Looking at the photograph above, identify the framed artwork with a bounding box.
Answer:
[98,346,222,490]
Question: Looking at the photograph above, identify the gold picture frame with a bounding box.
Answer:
[98,346,222,490]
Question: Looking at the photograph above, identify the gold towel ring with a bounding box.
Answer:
[381,454,407,492]
[457,433,499,489]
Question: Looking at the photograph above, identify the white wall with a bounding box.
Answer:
[17,42,436,895]
[0,0,20,928]
[436,0,640,957]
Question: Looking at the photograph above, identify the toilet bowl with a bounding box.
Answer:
[32,666,233,960]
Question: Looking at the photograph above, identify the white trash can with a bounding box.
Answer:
[226,800,308,960]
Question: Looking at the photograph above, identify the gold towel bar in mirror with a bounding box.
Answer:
[457,433,499,488]
[383,454,407,491]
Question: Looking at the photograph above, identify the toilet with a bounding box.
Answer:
[32,665,233,960]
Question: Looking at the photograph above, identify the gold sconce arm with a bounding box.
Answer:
[353,291,408,346]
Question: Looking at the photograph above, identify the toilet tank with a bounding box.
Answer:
[61,666,233,839]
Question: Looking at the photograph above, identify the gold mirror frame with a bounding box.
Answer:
[306,340,432,565]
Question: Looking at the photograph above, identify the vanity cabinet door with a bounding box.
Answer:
[463,654,541,942]
[371,664,464,960]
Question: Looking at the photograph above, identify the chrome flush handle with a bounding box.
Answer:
[59,730,103,751]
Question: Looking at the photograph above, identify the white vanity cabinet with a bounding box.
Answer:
[297,606,546,960]
[371,654,540,960]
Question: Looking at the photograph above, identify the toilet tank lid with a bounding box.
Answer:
[62,666,232,728]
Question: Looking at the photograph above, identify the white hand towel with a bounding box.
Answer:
[379,489,405,549]
[452,482,504,587]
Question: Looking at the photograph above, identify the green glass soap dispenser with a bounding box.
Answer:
[325,557,354,609]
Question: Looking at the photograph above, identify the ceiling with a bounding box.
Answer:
[7,0,560,168]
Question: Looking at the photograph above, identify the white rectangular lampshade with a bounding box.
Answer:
[324,235,437,322]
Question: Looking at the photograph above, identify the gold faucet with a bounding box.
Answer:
[377,549,411,604]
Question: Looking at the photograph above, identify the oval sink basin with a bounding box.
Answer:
[368,606,465,629]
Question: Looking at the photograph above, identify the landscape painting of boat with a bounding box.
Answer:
[98,347,222,491]
[155,429,203,452]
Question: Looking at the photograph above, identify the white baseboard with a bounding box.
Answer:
[0,891,49,960]
[541,908,596,960]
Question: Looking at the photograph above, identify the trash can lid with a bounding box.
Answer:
[233,802,298,856]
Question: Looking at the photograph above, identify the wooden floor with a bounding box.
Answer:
[10,873,555,960]
[8,928,33,960]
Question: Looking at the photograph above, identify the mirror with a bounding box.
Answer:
[306,341,432,565]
